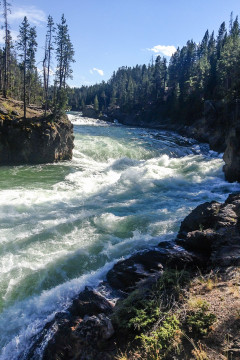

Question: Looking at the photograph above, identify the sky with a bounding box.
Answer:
[1,0,240,87]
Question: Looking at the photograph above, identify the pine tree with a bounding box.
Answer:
[17,16,30,118]
[3,0,11,98]
[55,14,75,112]
[43,15,55,115]
[27,26,37,104]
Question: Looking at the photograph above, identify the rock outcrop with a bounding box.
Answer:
[29,288,114,360]
[0,114,74,165]
[223,125,240,182]
[177,193,240,266]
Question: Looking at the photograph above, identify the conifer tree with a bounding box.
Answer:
[27,26,37,104]
[17,16,30,118]
[3,0,11,98]
[55,14,75,112]
[43,15,55,115]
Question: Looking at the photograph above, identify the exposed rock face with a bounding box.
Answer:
[223,125,240,182]
[28,289,114,360]
[0,114,74,165]
[82,105,99,119]
[107,246,202,292]
[177,193,240,266]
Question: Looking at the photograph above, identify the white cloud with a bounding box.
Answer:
[147,45,177,57]
[0,29,18,44]
[90,68,104,76]
[9,6,46,25]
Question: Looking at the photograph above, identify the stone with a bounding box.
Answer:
[0,114,74,165]
[178,201,221,236]
[176,193,240,266]
[223,125,240,183]
[68,288,113,317]
[106,248,200,292]
[0,105,8,115]
[11,110,20,116]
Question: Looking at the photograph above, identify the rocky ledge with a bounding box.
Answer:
[0,112,74,165]
[28,192,240,359]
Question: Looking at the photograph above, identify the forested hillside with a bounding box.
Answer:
[68,14,240,125]
[0,1,74,117]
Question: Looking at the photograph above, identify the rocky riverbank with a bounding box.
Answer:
[29,193,240,360]
[0,100,74,165]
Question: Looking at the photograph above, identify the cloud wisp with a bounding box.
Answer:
[147,45,177,57]
[90,68,104,76]
[0,6,46,43]
[9,6,46,25]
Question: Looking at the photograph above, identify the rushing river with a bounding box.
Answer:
[0,113,239,359]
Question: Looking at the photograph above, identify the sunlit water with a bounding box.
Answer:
[0,113,239,359]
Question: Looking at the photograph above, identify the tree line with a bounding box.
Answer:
[0,0,75,118]
[68,13,240,125]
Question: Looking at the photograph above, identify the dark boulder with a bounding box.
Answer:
[178,201,221,236]
[107,247,201,292]
[223,125,240,183]
[0,114,74,165]
[28,289,115,360]
[177,193,240,266]
[42,313,114,360]
[68,288,113,317]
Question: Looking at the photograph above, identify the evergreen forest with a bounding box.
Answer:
[0,0,74,117]
[68,13,240,125]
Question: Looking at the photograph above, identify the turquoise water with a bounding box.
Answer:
[0,114,239,359]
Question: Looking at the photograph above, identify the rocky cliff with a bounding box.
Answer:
[0,112,74,165]
[223,125,240,182]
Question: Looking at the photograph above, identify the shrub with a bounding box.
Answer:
[139,315,181,359]
[186,298,216,336]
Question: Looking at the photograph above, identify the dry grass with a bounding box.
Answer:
[0,96,44,118]
[113,267,240,360]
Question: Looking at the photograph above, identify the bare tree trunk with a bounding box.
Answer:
[3,0,9,98]
[23,46,27,118]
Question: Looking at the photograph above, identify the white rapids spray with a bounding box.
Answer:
[0,112,239,359]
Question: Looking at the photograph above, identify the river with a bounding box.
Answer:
[0,113,239,359]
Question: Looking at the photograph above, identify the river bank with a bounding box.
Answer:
[31,192,240,360]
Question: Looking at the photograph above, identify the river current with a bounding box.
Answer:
[0,113,239,359]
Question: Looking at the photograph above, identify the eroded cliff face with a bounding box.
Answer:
[223,125,240,182]
[0,114,74,165]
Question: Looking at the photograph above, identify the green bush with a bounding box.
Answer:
[139,315,181,359]
[186,299,216,336]
[112,288,159,333]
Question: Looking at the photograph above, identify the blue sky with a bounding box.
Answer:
[1,0,240,87]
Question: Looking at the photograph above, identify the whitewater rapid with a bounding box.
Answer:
[0,113,239,359]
